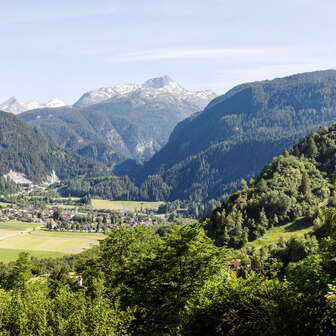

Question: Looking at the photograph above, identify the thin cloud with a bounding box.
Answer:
[106,47,291,63]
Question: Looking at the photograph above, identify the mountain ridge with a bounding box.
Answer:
[74,75,216,108]
[0,97,65,114]
[136,69,336,201]
[20,76,216,165]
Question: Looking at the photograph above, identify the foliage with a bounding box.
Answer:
[1,212,336,334]
[86,223,228,335]
[0,176,20,196]
[58,175,171,201]
[206,123,336,247]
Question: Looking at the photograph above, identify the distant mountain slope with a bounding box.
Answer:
[0,97,65,114]
[20,76,216,164]
[139,70,336,200]
[206,122,336,248]
[0,111,109,182]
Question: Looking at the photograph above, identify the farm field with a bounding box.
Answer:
[91,199,164,210]
[0,221,42,238]
[0,221,105,262]
[0,248,64,263]
[53,197,80,201]
[47,204,77,209]
[246,218,314,249]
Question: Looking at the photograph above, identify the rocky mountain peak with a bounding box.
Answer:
[74,76,216,108]
[143,76,182,90]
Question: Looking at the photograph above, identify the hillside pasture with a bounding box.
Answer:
[246,218,314,249]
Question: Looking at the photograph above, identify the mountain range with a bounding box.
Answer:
[3,70,336,205]
[0,97,65,114]
[20,76,216,165]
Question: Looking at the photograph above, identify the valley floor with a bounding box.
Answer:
[91,199,164,210]
[0,221,104,262]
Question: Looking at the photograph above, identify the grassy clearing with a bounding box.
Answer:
[0,229,104,254]
[0,202,10,208]
[91,199,164,210]
[246,218,314,249]
[0,248,65,263]
[0,221,105,262]
[0,221,42,231]
[0,221,42,238]
[53,197,80,201]
[47,204,77,209]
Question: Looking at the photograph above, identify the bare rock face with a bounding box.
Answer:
[3,170,32,185]
[44,170,60,185]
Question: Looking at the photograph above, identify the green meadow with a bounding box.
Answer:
[246,218,314,249]
[0,248,65,263]
[0,221,105,263]
[91,199,164,210]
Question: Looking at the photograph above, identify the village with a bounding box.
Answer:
[0,203,164,234]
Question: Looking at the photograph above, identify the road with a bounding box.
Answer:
[0,227,39,241]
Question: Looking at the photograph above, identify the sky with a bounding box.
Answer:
[0,0,335,104]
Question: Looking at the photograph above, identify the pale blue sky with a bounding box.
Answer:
[0,0,335,103]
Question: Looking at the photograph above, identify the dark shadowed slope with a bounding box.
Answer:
[0,111,109,182]
[139,70,336,201]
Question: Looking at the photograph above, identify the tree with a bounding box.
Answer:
[94,224,228,335]
[257,178,267,192]
[320,209,336,277]
[241,179,248,190]
[7,252,32,290]
[259,208,269,229]
[300,171,312,199]
[306,136,318,157]
[53,208,62,220]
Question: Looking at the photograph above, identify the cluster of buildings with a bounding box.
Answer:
[0,204,161,233]
[0,205,51,223]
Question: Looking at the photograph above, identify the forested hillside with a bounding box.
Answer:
[0,111,109,182]
[206,122,336,247]
[138,70,336,201]
[58,174,172,201]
